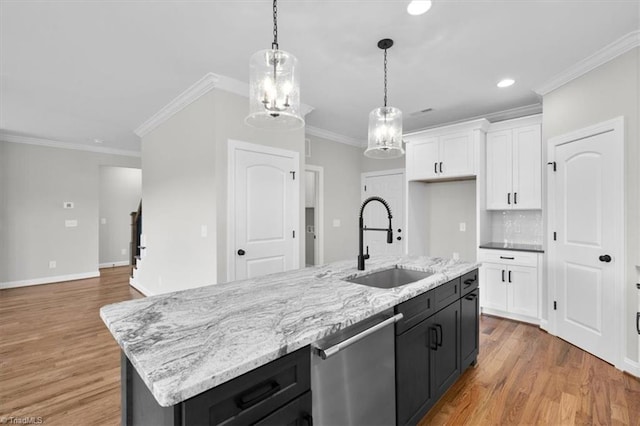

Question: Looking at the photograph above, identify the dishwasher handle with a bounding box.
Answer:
[316,313,404,360]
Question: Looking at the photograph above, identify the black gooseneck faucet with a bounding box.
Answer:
[358,196,393,270]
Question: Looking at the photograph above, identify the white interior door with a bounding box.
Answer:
[362,170,405,256]
[229,141,299,281]
[549,119,623,366]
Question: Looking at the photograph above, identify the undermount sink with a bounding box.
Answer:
[344,266,433,289]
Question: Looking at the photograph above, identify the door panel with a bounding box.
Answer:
[233,146,298,281]
[481,263,507,311]
[512,125,541,209]
[363,172,405,256]
[407,138,438,180]
[431,301,460,398]
[508,265,538,318]
[440,132,473,177]
[553,129,618,364]
[486,130,513,210]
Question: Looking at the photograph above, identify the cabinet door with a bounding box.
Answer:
[508,265,538,318]
[512,124,541,209]
[486,130,513,210]
[395,319,434,426]
[480,263,508,312]
[460,290,479,370]
[407,138,439,180]
[439,131,474,178]
[431,301,461,399]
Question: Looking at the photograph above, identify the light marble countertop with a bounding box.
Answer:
[100,256,479,407]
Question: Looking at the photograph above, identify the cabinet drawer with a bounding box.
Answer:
[254,391,312,426]
[461,270,478,297]
[182,346,310,425]
[395,289,435,335]
[434,278,460,311]
[478,249,538,267]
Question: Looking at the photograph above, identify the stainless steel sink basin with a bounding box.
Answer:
[344,266,433,289]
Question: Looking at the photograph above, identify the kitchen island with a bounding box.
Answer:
[101,256,479,425]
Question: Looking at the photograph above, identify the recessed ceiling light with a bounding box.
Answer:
[497,78,515,88]
[407,0,432,16]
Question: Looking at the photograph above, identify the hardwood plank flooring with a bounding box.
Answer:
[1,269,639,425]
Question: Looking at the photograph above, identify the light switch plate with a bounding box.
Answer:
[121,248,127,255]
[63,201,74,209]
[65,219,78,227]
[100,218,107,225]
[459,222,466,232]
[49,260,56,269]
[333,219,341,227]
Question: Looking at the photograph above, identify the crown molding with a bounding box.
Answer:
[305,125,365,148]
[534,30,640,96]
[134,73,220,137]
[483,103,542,123]
[404,118,491,140]
[0,133,141,157]
[135,72,315,138]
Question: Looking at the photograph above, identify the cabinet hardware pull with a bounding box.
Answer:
[236,379,281,410]
[316,313,403,359]
[430,327,438,350]
[507,193,511,205]
[502,270,505,282]
[514,192,518,204]
[508,271,512,283]
[463,278,473,286]
[499,256,514,260]
[439,162,443,173]
[465,295,476,301]
[436,324,443,347]
[636,312,640,335]
[434,162,438,174]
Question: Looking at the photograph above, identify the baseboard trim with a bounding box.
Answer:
[480,307,540,326]
[129,277,153,297]
[539,319,549,331]
[99,261,130,268]
[623,357,640,378]
[0,271,100,289]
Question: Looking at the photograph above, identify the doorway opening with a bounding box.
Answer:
[305,165,324,266]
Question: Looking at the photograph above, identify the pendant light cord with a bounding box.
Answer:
[272,0,279,50]
[383,48,388,107]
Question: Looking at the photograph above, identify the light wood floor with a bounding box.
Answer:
[1,268,639,425]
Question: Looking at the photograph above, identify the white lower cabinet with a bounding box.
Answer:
[479,249,541,324]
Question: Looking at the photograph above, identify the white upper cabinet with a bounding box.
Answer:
[486,119,541,210]
[405,119,489,182]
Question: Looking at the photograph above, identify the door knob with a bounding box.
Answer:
[598,254,611,262]
[237,249,246,256]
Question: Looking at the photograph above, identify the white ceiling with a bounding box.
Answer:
[1,0,638,153]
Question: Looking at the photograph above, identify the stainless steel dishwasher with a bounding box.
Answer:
[310,309,403,426]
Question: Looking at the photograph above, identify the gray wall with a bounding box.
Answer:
[305,135,363,264]
[542,47,639,362]
[138,89,304,294]
[361,151,406,173]
[0,141,140,286]
[98,166,142,266]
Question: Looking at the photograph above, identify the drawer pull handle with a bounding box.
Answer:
[465,295,476,301]
[463,278,474,286]
[236,380,281,410]
[500,256,515,260]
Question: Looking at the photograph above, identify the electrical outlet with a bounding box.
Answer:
[333,219,341,227]
[459,222,466,232]
[63,201,74,209]
[453,252,460,261]
[201,225,208,237]
[100,218,107,225]
[121,248,127,255]
[49,261,57,269]
[65,219,78,227]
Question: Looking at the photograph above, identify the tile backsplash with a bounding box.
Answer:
[490,210,543,245]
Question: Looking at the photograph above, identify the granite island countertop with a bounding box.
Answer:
[100,256,479,407]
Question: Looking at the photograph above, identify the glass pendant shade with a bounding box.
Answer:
[365,106,404,159]
[245,49,304,129]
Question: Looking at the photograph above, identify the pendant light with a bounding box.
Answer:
[245,0,303,130]
[365,39,404,159]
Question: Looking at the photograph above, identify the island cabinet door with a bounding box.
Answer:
[395,318,434,426]
[460,289,480,370]
[430,300,461,399]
